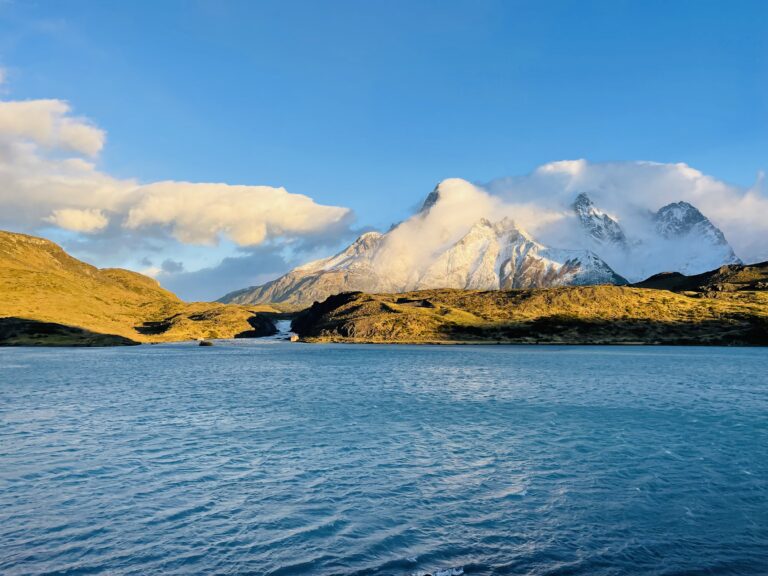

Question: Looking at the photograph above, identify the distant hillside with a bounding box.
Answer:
[633,262,768,293]
[291,283,768,346]
[0,230,278,345]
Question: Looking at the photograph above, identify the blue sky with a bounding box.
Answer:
[0,0,765,299]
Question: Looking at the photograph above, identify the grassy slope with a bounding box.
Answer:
[0,230,278,345]
[292,284,768,345]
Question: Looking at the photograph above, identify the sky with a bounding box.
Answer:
[0,0,765,300]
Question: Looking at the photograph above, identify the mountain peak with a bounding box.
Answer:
[420,186,441,213]
[654,201,707,237]
[420,178,478,214]
[221,187,744,307]
[572,192,627,246]
[651,200,741,270]
[573,192,594,210]
[463,217,522,239]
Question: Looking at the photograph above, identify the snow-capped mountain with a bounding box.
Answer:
[417,218,625,290]
[221,179,742,308]
[220,231,390,307]
[654,201,737,251]
[648,201,741,275]
[221,187,625,307]
[567,193,740,280]
[572,193,628,247]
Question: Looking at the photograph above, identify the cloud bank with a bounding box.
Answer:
[0,98,352,249]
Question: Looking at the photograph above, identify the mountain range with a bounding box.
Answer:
[0,227,763,346]
[221,180,741,308]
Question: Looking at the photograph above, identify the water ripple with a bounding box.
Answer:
[1,343,766,574]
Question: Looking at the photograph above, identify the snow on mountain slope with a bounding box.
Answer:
[221,179,742,307]
[649,201,741,275]
[418,218,624,290]
[221,231,390,307]
[222,211,625,307]
[567,194,741,281]
[295,231,384,273]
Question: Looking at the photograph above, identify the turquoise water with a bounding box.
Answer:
[1,342,766,575]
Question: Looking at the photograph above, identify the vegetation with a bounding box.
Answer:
[292,271,768,345]
[0,230,278,346]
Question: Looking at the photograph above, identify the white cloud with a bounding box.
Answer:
[0,97,353,249]
[124,181,350,245]
[0,99,105,156]
[486,160,768,263]
[45,208,109,233]
[372,178,504,285]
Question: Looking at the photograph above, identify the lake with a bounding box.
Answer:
[1,342,766,575]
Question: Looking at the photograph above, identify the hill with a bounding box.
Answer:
[0,230,278,345]
[633,262,768,293]
[291,283,768,346]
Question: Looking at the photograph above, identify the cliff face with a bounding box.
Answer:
[0,230,277,345]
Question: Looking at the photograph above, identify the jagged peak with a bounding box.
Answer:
[655,201,705,222]
[292,230,384,274]
[571,192,627,246]
[335,230,383,256]
[572,192,594,209]
[654,201,709,238]
[420,186,441,213]
[472,217,493,228]
[572,192,608,217]
[419,178,477,214]
[494,216,516,230]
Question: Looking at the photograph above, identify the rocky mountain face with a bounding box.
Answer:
[652,201,740,269]
[572,193,628,246]
[221,183,742,309]
[220,232,388,308]
[569,193,740,280]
